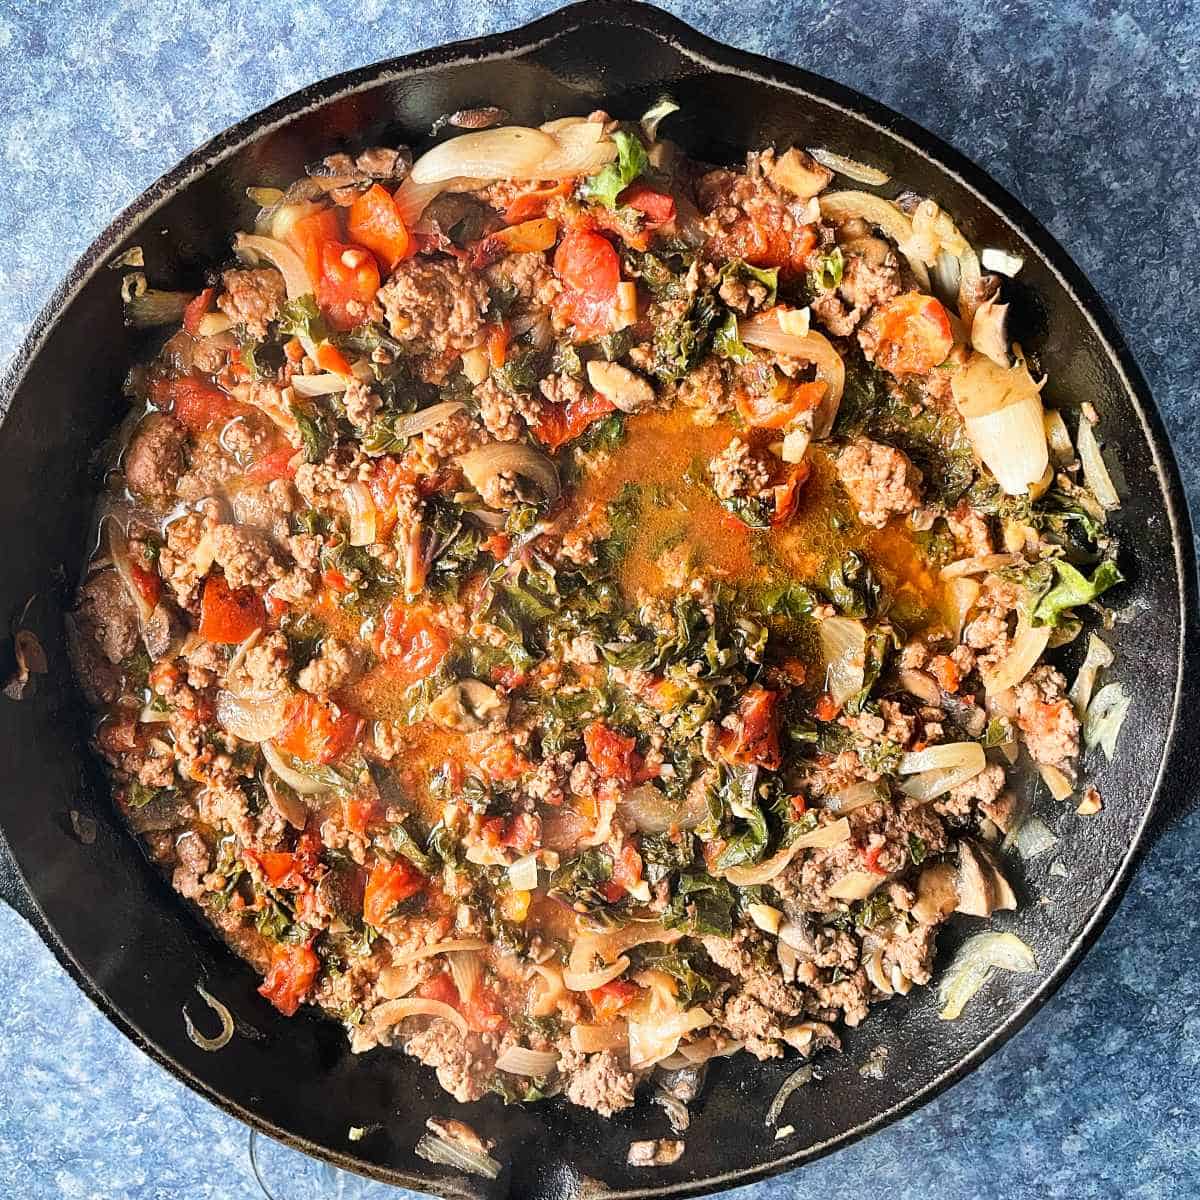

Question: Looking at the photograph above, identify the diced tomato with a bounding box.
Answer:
[737,379,826,430]
[378,601,450,679]
[343,789,380,837]
[588,978,642,1023]
[258,941,319,1017]
[491,664,528,691]
[315,340,354,376]
[618,183,676,228]
[275,693,363,765]
[347,183,413,272]
[553,230,620,338]
[322,568,352,595]
[461,985,507,1034]
[771,462,812,527]
[531,391,617,451]
[471,218,558,269]
[583,722,639,782]
[721,685,782,770]
[283,337,305,364]
[706,215,817,277]
[129,562,162,608]
[316,241,381,331]
[789,793,809,817]
[866,292,954,377]
[610,842,644,893]
[363,857,425,926]
[245,849,301,888]
[182,287,215,336]
[504,180,572,225]
[285,206,342,284]
[486,321,510,369]
[418,972,460,1008]
[476,738,532,782]
[150,375,240,432]
[862,843,887,875]
[198,573,265,644]
[246,444,299,483]
[480,812,539,855]
[930,655,961,694]
[481,532,511,559]
[814,692,840,722]
[366,456,417,539]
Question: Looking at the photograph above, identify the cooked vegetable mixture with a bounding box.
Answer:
[70,107,1128,1125]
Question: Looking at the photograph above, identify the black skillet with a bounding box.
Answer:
[0,2,1196,1196]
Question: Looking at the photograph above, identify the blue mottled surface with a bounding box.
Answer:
[1,1,1198,1197]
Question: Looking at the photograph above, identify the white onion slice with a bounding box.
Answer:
[1076,417,1120,510]
[447,950,482,1003]
[232,233,312,301]
[344,481,377,547]
[817,616,867,710]
[414,1127,500,1180]
[957,245,983,325]
[495,1045,560,1076]
[1068,633,1114,716]
[292,372,349,397]
[826,870,884,901]
[899,742,986,775]
[563,955,630,992]
[628,1008,711,1070]
[1039,763,1074,801]
[196,312,234,338]
[215,689,288,744]
[458,442,559,504]
[738,313,845,437]
[393,174,477,226]
[261,740,329,796]
[1084,682,1131,760]
[939,553,1022,580]
[937,931,1037,1020]
[367,997,468,1037]
[570,1022,628,1054]
[1043,408,1074,465]
[982,617,1050,695]
[824,782,882,814]
[507,852,539,891]
[980,248,1026,277]
[948,577,981,638]
[899,755,988,802]
[411,126,559,184]
[539,120,617,177]
[391,938,489,966]
[722,818,851,886]
[807,147,890,186]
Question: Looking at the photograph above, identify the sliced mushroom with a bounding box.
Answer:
[826,869,884,902]
[863,946,893,995]
[971,296,1010,367]
[769,148,833,199]
[142,600,188,661]
[263,770,309,830]
[912,861,959,925]
[428,679,509,732]
[955,840,998,917]
[628,1139,685,1167]
[973,841,1017,911]
[315,864,366,927]
[585,360,656,413]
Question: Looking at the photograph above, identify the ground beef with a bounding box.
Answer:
[880,921,938,987]
[297,637,360,696]
[474,377,525,442]
[231,480,294,544]
[421,410,483,463]
[671,359,731,425]
[404,1022,497,1103]
[1013,665,1081,776]
[937,761,1006,820]
[812,249,903,337]
[124,413,186,506]
[945,500,993,556]
[709,436,771,501]
[217,268,286,340]
[343,379,382,429]
[485,251,559,309]
[294,445,367,516]
[239,632,291,692]
[208,524,285,591]
[75,570,139,667]
[721,993,785,1059]
[539,370,586,411]
[834,437,923,528]
[557,1047,637,1116]
[378,256,489,357]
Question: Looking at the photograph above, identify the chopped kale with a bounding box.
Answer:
[548,849,615,912]
[579,129,650,209]
[663,872,737,937]
[640,830,696,885]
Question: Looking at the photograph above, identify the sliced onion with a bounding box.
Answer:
[952,353,1048,496]
[232,233,312,301]
[1039,763,1073,801]
[196,312,234,338]
[826,870,884,901]
[344,481,378,547]
[825,782,882,814]
[570,1022,629,1053]
[900,742,986,775]
[1076,417,1120,510]
[629,1008,711,1070]
[507,852,539,891]
[262,740,331,796]
[982,617,1050,695]
[447,950,482,1003]
[739,313,844,438]
[817,616,867,710]
[899,756,988,802]
[378,966,420,1000]
[956,244,982,326]
[639,100,680,143]
[1068,633,1114,716]
[414,1129,500,1180]
[818,191,930,290]
[183,984,235,1052]
[678,1036,742,1064]
[980,247,1026,277]
[939,553,1021,580]
[948,577,981,638]
[748,903,783,934]
[368,996,468,1037]
[765,1064,814,1126]
[458,442,560,504]
[564,956,630,992]
[215,689,288,744]
[1003,814,1059,859]
[808,147,890,186]
[494,1045,560,1076]
[937,931,1037,1020]
[723,818,851,886]
[1084,682,1131,761]
[292,372,349,397]
[391,938,489,967]
[618,783,707,833]
[106,520,157,627]
[529,963,566,1018]
[539,120,618,177]
[1043,408,1074,465]
[395,400,468,441]
[394,174,476,226]
[412,126,559,184]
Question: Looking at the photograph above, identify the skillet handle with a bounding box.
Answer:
[0,833,41,927]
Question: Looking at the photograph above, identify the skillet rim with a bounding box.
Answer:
[1,2,1196,1195]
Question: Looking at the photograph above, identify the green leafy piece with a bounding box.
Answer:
[551,338,583,378]
[1031,559,1123,627]
[810,246,845,291]
[390,821,437,874]
[579,129,651,209]
[824,550,885,618]
[718,259,779,307]
[982,718,1012,748]
[663,872,737,937]
[908,834,928,866]
[720,494,773,530]
[494,346,545,395]
[548,849,615,912]
[599,482,642,568]
[124,780,173,810]
[489,1075,549,1105]
[574,412,626,454]
[712,311,755,364]
[335,321,405,360]
[714,799,769,869]
[276,294,329,344]
[289,399,338,464]
[640,831,696,885]
[359,409,413,456]
[239,334,284,382]
[853,892,894,931]
[255,897,298,943]
[755,580,818,622]
[651,289,721,382]
[622,248,691,300]
[634,945,718,1007]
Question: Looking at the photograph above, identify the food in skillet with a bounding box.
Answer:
[69,106,1129,1131]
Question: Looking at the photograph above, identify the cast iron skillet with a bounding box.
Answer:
[0,2,1195,1196]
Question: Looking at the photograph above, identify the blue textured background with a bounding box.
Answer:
[2,2,1198,1197]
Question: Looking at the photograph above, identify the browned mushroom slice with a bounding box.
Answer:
[955,840,997,917]
[974,841,1018,911]
[912,861,959,925]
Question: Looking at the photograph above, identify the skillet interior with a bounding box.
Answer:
[0,3,1193,1196]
